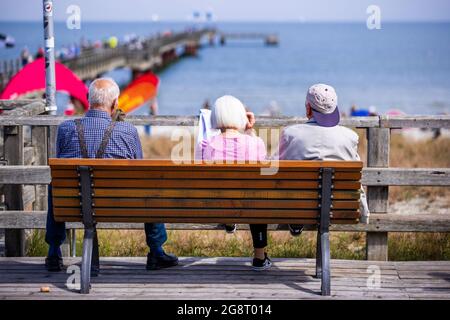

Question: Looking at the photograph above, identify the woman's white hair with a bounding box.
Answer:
[211,95,248,131]
[88,78,120,107]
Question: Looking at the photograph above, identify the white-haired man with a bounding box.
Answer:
[45,78,178,271]
[278,84,369,236]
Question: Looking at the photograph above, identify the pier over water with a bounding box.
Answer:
[0,28,215,92]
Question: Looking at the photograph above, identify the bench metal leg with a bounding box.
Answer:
[317,167,333,296]
[320,230,331,296]
[91,226,100,277]
[78,165,96,294]
[81,227,94,294]
[315,230,322,278]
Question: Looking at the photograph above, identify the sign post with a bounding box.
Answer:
[43,0,57,114]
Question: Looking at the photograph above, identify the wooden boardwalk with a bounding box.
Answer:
[0,257,449,300]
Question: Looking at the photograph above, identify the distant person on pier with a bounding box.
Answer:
[195,95,272,271]
[277,84,370,237]
[45,78,178,272]
[144,99,158,136]
[35,47,44,59]
[20,47,32,66]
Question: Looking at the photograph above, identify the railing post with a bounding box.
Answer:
[366,126,390,261]
[47,125,71,257]
[3,126,25,256]
[31,126,48,211]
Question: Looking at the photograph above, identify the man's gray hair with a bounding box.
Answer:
[88,78,120,107]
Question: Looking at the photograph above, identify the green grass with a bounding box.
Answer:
[27,229,450,261]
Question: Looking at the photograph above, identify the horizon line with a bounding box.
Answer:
[1,19,450,23]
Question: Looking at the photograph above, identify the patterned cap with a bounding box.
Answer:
[306,83,340,127]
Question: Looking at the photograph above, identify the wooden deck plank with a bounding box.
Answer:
[0,257,448,300]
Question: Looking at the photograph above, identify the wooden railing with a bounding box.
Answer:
[0,100,449,260]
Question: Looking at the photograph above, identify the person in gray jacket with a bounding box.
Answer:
[278,83,369,236]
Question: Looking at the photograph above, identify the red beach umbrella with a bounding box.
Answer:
[0,57,89,110]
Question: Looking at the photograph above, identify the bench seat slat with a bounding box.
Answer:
[52,188,361,199]
[53,198,360,210]
[54,207,359,219]
[51,170,362,180]
[51,178,361,190]
[54,216,359,225]
[48,158,364,170]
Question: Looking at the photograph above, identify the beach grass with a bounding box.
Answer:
[26,131,450,260]
[26,229,450,261]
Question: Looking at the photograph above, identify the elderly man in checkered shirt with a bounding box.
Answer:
[45,78,178,272]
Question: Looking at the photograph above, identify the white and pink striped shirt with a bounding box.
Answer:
[195,132,267,162]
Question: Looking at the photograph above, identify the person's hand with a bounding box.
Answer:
[246,112,255,130]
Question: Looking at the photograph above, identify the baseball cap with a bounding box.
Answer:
[306,83,340,127]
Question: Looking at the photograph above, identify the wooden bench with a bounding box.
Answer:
[49,158,363,295]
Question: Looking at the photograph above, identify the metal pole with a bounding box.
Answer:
[43,0,57,115]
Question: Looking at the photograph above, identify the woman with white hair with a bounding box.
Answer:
[196,95,272,270]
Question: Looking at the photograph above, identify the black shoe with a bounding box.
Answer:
[288,224,304,237]
[252,253,272,271]
[45,256,63,272]
[146,252,179,270]
[224,224,237,234]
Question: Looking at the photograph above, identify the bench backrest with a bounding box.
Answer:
[49,159,363,225]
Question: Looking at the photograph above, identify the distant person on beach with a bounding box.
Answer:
[195,95,272,271]
[277,84,370,237]
[45,78,178,272]
[350,105,377,117]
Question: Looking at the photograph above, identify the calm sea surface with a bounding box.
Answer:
[1,21,449,115]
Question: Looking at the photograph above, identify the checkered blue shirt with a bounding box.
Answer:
[56,109,143,159]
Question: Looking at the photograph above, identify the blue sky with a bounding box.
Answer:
[1,0,450,22]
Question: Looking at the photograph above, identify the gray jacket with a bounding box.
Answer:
[277,120,369,223]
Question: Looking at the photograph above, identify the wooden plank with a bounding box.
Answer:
[53,207,359,219]
[0,101,46,116]
[23,146,35,166]
[366,127,390,261]
[48,158,364,169]
[51,178,361,190]
[2,126,25,257]
[53,198,360,210]
[4,166,450,186]
[54,216,358,225]
[56,169,362,180]
[0,99,45,110]
[0,166,51,184]
[52,187,361,199]
[22,185,35,208]
[0,257,448,300]
[31,126,48,212]
[1,212,449,232]
[362,168,450,186]
[380,115,450,129]
[0,115,449,128]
